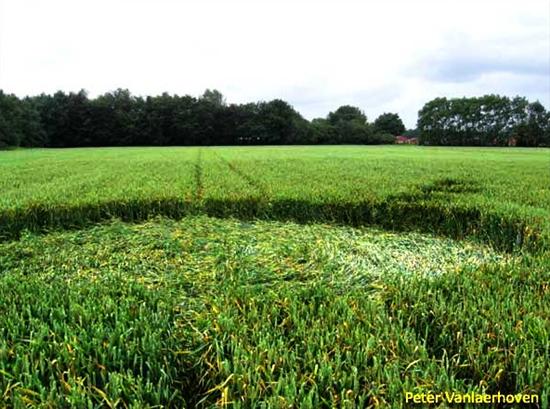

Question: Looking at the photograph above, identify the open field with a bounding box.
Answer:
[0,146,549,408]
[1,146,549,250]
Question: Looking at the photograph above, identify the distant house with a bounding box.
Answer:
[493,136,519,146]
[395,135,418,145]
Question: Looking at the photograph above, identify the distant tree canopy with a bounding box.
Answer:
[0,90,547,148]
[373,113,406,136]
[327,105,367,125]
[403,128,420,139]
[308,106,396,145]
[0,91,46,148]
[417,95,550,146]
[0,89,398,148]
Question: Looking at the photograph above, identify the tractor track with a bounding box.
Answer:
[213,151,269,198]
[194,148,204,201]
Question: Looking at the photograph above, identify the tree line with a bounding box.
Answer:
[1,89,547,148]
[0,89,403,148]
[417,95,549,146]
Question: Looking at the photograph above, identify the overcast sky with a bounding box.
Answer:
[0,0,548,127]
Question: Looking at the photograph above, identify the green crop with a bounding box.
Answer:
[1,146,548,251]
[0,146,548,408]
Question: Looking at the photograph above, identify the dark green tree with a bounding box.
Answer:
[328,105,367,125]
[0,91,23,148]
[90,89,144,146]
[513,101,549,147]
[0,91,46,148]
[327,105,374,144]
[309,118,336,144]
[373,113,405,136]
[403,128,419,139]
[19,98,47,147]
[200,89,226,107]
[417,95,546,146]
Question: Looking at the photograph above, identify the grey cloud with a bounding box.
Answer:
[422,55,549,83]
[413,28,549,83]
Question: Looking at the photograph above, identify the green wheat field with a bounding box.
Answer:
[0,146,549,408]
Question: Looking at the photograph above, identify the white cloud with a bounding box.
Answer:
[0,0,548,127]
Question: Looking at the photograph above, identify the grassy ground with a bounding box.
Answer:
[0,146,549,408]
